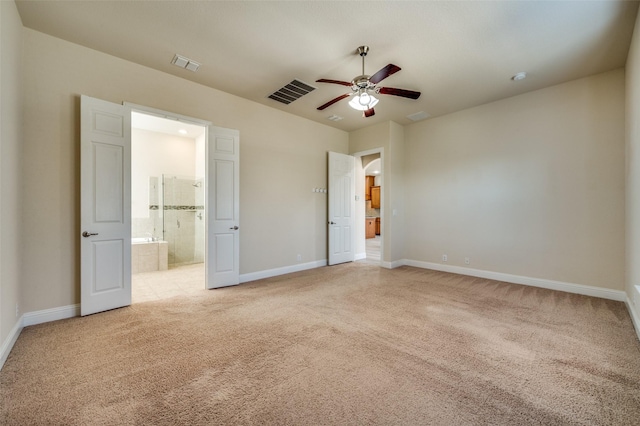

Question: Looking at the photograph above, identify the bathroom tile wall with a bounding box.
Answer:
[132,176,162,239]
[162,175,205,267]
[131,241,169,274]
[194,177,205,263]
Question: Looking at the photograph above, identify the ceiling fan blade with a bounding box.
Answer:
[363,108,375,118]
[317,93,351,110]
[369,64,401,84]
[378,87,421,100]
[316,79,353,87]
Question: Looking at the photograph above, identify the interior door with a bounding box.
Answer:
[207,126,240,289]
[80,95,132,315]
[328,151,355,265]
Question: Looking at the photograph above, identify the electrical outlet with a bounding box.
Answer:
[15,303,19,318]
[442,254,447,262]
[464,257,470,265]
[635,285,640,307]
[296,254,302,262]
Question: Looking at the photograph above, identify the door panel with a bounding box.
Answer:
[215,234,235,272]
[94,143,124,222]
[215,160,235,220]
[328,151,355,265]
[93,240,124,292]
[81,95,131,316]
[207,127,240,289]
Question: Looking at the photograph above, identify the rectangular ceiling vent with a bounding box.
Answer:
[171,54,200,72]
[406,111,431,122]
[268,79,316,105]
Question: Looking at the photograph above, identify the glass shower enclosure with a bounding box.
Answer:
[161,175,205,267]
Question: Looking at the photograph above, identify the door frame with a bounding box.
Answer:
[352,147,384,265]
[125,103,213,289]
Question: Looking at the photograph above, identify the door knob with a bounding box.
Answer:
[82,231,99,238]
[230,226,239,230]
[329,221,336,225]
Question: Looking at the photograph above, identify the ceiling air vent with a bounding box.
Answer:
[171,54,200,72]
[406,111,430,122]
[268,79,316,105]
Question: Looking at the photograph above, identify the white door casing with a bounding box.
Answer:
[207,126,240,288]
[81,95,132,316]
[328,151,355,265]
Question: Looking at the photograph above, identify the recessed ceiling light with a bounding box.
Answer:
[178,129,188,135]
[512,72,527,81]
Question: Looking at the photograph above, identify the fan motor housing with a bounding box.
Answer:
[352,75,373,90]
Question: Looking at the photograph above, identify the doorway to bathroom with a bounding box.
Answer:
[81,96,240,315]
[130,111,207,303]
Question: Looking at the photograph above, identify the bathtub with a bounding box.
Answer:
[132,237,154,243]
[131,239,168,274]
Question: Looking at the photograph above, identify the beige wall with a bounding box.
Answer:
[0,1,24,345]
[21,28,348,313]
[131,129,196,218]
[388,121,406,263]
[405,69,625,290]
[349,121,406,265]
[626,9,640,312]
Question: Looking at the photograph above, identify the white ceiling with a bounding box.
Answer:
[15,1,639,132]
[131,111,205,139]
[365,159,382,176]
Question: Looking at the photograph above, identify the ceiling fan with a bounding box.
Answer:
[316,46,421,118]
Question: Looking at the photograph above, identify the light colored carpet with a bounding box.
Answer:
[2,263,640,425]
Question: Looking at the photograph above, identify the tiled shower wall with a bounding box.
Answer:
[132,176,162,239]
[132,175,204,267]
[162,175,205,266]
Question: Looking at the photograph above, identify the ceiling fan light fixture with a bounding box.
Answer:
[349,93,379,111]
[359,92,371,106]
[316,46,420,117]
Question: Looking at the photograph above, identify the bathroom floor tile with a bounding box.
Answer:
[132,263,205,304]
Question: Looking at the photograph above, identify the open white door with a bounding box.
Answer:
[80,95,132,316]
[207,126,240,289]
[328,151,355,265]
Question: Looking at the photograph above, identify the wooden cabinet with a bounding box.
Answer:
[371,186,380,209]
[365,176,375,201]
[375,217,380,235]
[365,218,376,239]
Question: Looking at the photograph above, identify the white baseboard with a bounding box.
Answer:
[355,252,367,261]
[23,304,80,327]
[240,259,328,284]
[402,259,626,302]
[625,296,640,342]
[0,316,23,371]
[1,303,82,371]
[381,259,405,269]
[627,285,640,342]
